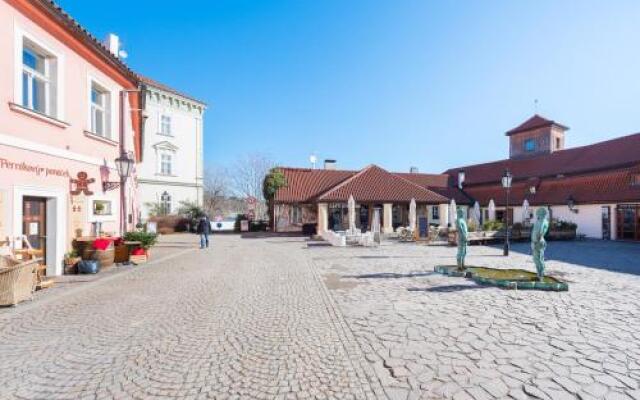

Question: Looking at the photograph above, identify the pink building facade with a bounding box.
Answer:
[0,0,142,276]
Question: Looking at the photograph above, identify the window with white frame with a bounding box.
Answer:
[90,81,111,137]
[431,206,439,220]
[160,153,173,175]
[160,191,172,215]
[160,115,172,136]
[22,39,58,116]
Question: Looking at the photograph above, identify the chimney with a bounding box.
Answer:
[409,166,419,173]
[457,170,466,189]
[324,159,336,170]
[106,34,120,56]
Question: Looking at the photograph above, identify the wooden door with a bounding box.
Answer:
[22,197,47,260]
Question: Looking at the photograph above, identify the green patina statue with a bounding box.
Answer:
[531,207,550,281]
[455,208,468,271]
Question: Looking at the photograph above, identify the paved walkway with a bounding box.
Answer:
[0,235,381,400]
[312,240,640,400]
[2,236,639,399]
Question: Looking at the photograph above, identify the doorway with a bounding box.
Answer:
[616,204,639,241]
[22,196,47,264]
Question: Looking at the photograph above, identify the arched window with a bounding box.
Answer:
[160,191,172,215]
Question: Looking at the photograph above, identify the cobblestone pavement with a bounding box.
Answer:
[312,240,640,400]
[0,235,381,400]
[2,236,639,400]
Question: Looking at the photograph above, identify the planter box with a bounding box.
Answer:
[548,230,576,241]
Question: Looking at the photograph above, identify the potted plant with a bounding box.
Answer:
[63,250,81,274]
[123,231,158,259]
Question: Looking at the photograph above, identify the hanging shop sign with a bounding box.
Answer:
[70,172,95,196]
[0,157,70,178]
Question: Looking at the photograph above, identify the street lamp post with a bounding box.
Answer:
[115,152,134,235]
[502,169,513,256]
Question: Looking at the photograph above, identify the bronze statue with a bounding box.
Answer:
[455,208,468,271]
[531,207,550,281]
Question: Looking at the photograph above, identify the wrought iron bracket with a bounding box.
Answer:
[102,181,120,192]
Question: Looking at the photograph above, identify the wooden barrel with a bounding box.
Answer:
[94,246,115,268]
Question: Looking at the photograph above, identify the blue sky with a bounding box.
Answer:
[59,0,640,173]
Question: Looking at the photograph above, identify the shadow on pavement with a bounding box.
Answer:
[344,272,436,279]
[407,284,489,293]
[492,240,640,276]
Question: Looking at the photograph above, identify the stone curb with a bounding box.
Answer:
[433,265,569,292]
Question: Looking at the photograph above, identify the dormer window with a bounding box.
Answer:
[524,139,536,152]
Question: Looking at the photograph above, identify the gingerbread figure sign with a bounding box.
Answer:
[70,171,95,196]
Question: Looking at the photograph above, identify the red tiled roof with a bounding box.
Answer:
[505,114,569,136]
[274,168,354,203]
[396,173,449,187]
[444,132,640,186]
[464,167,640,206]
[398,173,473,204]
[317,165,448,203]
[139,75,206,105]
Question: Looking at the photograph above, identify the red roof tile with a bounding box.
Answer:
[505,114,568,136]
[274,168,354,203]
[317,165,448,203]
[444,132,640,186]
[464,167,640,206]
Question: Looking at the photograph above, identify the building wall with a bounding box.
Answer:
[509,126,565,158]
[138,86,205,219]
[0,1,137,275]
[274,204,317,232]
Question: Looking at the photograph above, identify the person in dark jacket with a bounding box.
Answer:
[197,215,212,249]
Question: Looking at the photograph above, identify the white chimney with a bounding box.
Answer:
[458,170,466,189]
[324,159,336,170]
[106,33,120,57]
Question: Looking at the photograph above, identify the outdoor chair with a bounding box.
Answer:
[0,257,40,306]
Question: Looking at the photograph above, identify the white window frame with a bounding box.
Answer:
[158,151,175,176]
[160,191,172,215]
[86,75,117,139]
[159,113,172,136]
[14,26,65,120]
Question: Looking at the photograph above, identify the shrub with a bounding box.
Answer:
[551,219,577,231]
[123,231,158,249]
[149,215,191,232]
[467,219,478,232]
[482,220,505,231]
[158,227,174,235]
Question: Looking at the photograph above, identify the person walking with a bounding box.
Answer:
[197,214,212,249]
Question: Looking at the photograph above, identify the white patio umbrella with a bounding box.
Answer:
[473,201,481,226]
[522,199,530,222]
[348,195,356,234]
[449,199,457,227]
[372,208,381,233]
[488,199,496,221]
[409,198,417,232]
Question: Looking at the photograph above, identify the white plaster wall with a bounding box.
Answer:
[550,204,614,239]
[138,86,205,218]
[138,183,200,220]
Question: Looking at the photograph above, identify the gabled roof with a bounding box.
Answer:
[505,114,569,136]
[274,168,355,203]
[444,132,640,186]
[316,165,447,203]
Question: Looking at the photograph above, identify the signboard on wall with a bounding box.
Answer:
[70,194,87,238]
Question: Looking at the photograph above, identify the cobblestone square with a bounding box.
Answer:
[1,235,639,399]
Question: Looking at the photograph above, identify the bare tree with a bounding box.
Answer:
[230,153,274,219]
[203,166,230,216]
